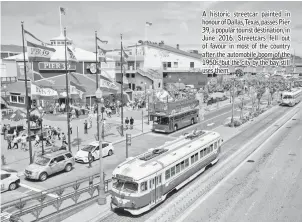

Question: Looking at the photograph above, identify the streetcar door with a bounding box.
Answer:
[149,178,156,205]
[155,174,163,201]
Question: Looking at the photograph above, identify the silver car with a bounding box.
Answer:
[24,150,75,181]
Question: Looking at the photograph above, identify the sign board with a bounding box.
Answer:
[99,79,119,90]
[126,134,131,146]
[31,84,58,97]
[38,62,76,71]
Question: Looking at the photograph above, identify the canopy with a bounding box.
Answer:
[8,109,27,121]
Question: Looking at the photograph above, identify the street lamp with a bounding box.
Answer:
[95,88,106,205]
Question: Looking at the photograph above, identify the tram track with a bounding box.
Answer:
[99,106,295,222]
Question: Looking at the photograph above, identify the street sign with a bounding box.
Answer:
[126,134,131,146]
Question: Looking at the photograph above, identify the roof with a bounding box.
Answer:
[50,34,72,41]
[44,150,71,158]
[4,81,31,94]
[1,44,24,53]
[144,42,202,60]
[113,130,221,181]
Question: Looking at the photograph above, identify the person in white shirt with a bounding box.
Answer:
[21,134,27,151]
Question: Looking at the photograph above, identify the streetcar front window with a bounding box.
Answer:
[283,95,292,99]
[112,178,138,193]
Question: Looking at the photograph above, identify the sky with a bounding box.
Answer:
[1,1,302,56]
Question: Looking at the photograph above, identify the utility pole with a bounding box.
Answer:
[120,34,124,137]
[95,31,100,141]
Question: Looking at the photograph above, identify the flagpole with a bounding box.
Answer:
[145,24,147,41]
[120,34,124,137]
[59,7,62,34]
[64,27,71,152]
[135,43,137,70]
[21,22,33,164]
[95,31,100,140]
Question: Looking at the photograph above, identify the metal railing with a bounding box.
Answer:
[1,174,111,222]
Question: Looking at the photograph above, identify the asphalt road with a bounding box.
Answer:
[180,106,302,222]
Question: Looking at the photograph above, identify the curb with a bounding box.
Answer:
[111,129,152,145]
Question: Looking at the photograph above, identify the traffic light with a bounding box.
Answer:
[32,99,37,108]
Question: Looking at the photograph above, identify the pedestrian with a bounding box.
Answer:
[125,117,129,130]
[21,134,27,151]
[35,134,40,147]
[13,129,17,137]
[88,151,93,168]
[130,117,134,130]
[57,127,61,140]
[46,135,52,146]
[12,136,19,149]
[69,121,73,134]
[75,109,79,118]
[62,132,68,146]
[84,120,88,134]
[7,136,12,150]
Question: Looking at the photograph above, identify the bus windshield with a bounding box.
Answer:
[153,116,169,125]
[112,178,138,193]
[283,95,292,99]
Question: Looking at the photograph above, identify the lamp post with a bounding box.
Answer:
[95,88,106,205]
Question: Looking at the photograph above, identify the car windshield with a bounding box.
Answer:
[153,116,169,125]
[82,145,96,152]
[34,156,50,166]
[283,95,292,99]
[112,178,138,193]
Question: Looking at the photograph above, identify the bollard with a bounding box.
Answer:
[1,154,6,165]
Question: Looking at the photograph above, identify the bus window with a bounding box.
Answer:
[154,116,169,125]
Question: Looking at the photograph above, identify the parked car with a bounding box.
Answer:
[1,170,20,192]
[24,150,75,181]
[207,97,217,105]
[75,141,114,163]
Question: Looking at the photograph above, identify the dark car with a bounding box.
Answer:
[207,98,217,105]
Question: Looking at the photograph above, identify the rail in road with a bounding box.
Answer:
[1,174,111,222]
[99,105,298,222]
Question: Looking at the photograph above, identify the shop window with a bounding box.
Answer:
[11,95,18,103]
[19,96,25,104]
[190,62,194,68]
[126,74,130,78]
[132,84,135,90]
[167,62,171,68]
[174,62,178,68]
[128,83,131,89]
[132,74,135,78]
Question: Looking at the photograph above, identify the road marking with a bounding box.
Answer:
[298,136,301,141]
[207,123,214,126]
[19,183,58,198]
[245,201,256,215]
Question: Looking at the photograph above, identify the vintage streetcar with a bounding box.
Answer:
[111,129,223,215]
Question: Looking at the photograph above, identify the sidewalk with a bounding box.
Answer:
[1,108,153,173]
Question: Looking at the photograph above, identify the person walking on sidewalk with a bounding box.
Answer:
[12,136,19,149]
[125,117,129,130]
[7,136,12,150]
[62,133,68,146]
[21,134,27,151]
[35,134,40,147]
[84,120,88,134]
[130,117,134,130]
[88,151,93,168]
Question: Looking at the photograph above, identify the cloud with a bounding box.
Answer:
[294,23,302,30]
[160,32,175,36]
[180,22,189,33]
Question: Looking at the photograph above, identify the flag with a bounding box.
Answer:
[96,36,108,44]
[67,47,78,62]
[60,7,66,15]
[146,22,152,26]
[27,41,56,62]
[97,46,107,64]
[121,48,129,63]
[24,29,49,46]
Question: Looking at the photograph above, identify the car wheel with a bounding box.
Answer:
[9,182,17,191]
[108,150,113,156]
[65,164,72,172]
[39,172,48,181]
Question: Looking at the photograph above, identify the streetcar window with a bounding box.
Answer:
[200,150,204,158]
[214,142,217,149]
[158,175,162,184]
[165,169,170,180]
[194,153,198,162]
[191,155,195,164]
[150,180,152,189]
[176,163,181,173]
[113,180,138,193]
[210,144,213,152]
[171,166,175,177]
[181,161,185,171]
[140,181,148,192]
[207,147,210,154]
[185,159,189,167]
